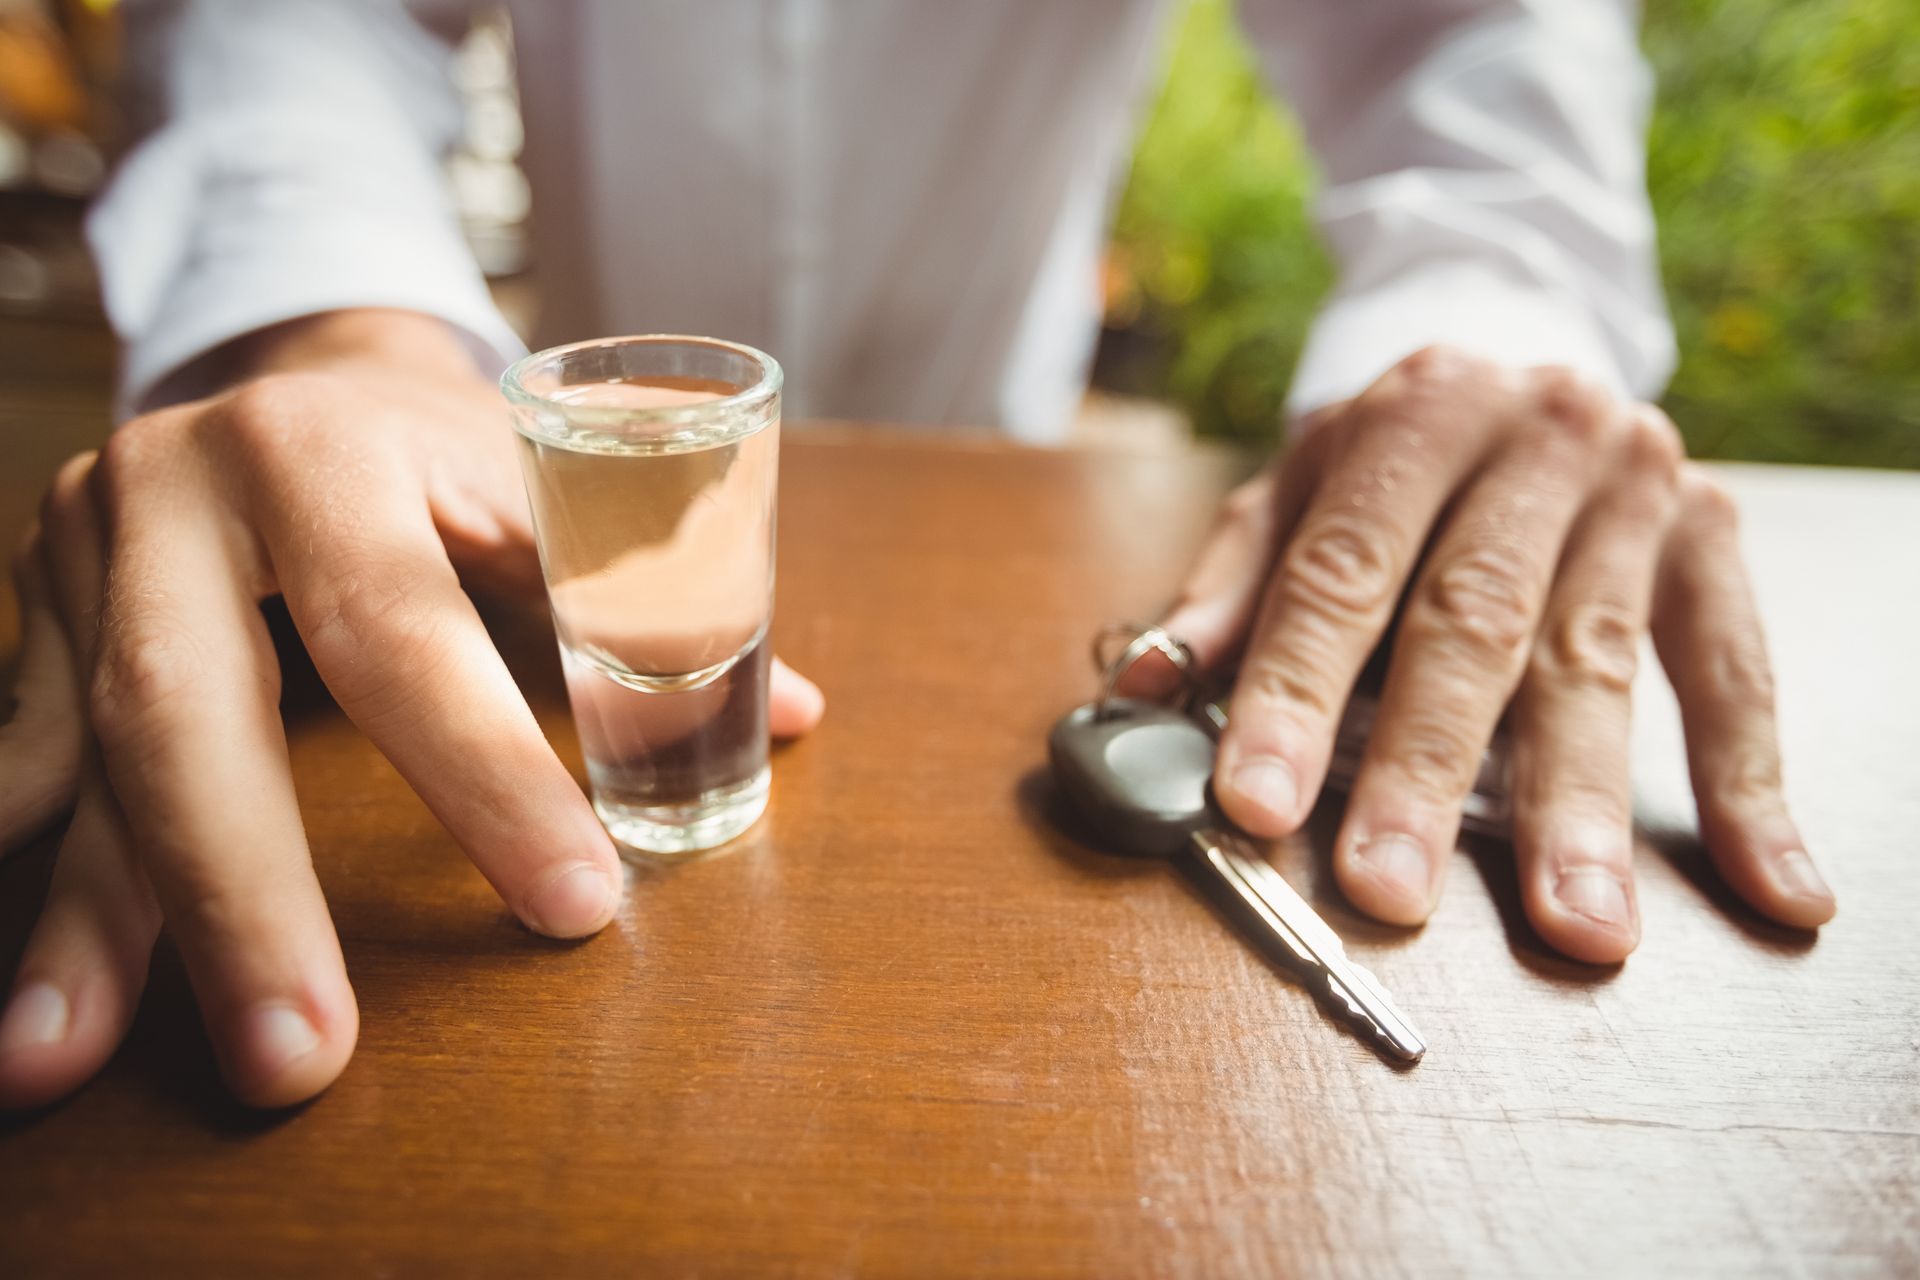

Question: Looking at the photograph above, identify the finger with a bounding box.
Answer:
[0,777,162,1110]
[226,393,621,940]
[86,429,357,1107]
[0,531,84,853]
[1160,431,1332,665]
[1652,467,1834,928]
[1336,373,1617,924]
[1217,348,1514,838]
[1116,468,1283,703]
[1148,469,1284,686]
[13,450,114,838]
[1509,410,1682,963]
[6,455,114,855]
[769,656,824,738]
[1130,425,1339,704]
[1,459,165,1109]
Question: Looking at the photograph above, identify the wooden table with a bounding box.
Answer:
[2,402,1916,1275]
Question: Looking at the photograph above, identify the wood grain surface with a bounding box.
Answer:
[1,348,1915,1276]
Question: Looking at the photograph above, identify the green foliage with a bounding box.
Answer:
[1105,0,1330,445]
[1644,0,1920,466]
[1107,0,1920,467]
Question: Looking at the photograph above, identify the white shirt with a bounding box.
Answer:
[90,0,1675,440]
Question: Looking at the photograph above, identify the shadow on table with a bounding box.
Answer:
[0,594,605,1135]
[124,947,311,1136]
[1014,763,1672,998]
[0,936,308,1138]
[1455,831,1626,985]
[1635,824,1821,956]
[1016,766,1422,1067]
[1456,817,1818,966]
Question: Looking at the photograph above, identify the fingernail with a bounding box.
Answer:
[1555,867,1631,928]
[0,982,70,1053]
[1354,834,1433,910]
[1228,757,1298,829]
[1774,850,1833,904]
[246,1003,321,1072]
[527,862,617,937]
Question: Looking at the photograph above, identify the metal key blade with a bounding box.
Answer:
[1047,695,1428,1064]
[1231,849,1429,1063]
[1192,832,1427,1063]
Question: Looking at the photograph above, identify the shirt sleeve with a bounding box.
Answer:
[1238,0,1677,417]
[86,0,525,418]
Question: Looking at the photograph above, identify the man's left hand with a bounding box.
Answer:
[1158,346,1834,964]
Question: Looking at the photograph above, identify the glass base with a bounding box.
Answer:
[593,766,770,860]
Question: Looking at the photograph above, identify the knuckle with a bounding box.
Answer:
[1706,634,1777,709]
[1679,465,1741,532]
[1413,542,1540,662]
[160,864,260,949]
[49,449,99,500]
[1361,347,1505,427]
[306,568,438,660]
[218,374,320,460]
[222,371,326,423]
[301,566,450,715]
[1383,716,1484,800]
[1628,404,1689,466]
[1622,407,1686,483]
[1528,366,1617,448]
[39,450,99,539]
[1237,653,1339,723]
[1391,344,1490,394]
[93,415,183,507]
[1541,600,1642,693]
[89,620,210,752]
[1353,347,1511,449]
[218,375,377,508]
[1280,514,1401,620]
[1526,775,1633,831]
[1710,745,1784,805]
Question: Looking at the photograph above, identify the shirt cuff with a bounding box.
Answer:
[88,113,526,418]
[1284,258,1637,422]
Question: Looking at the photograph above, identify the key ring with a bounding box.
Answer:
[1091,621,1197,714]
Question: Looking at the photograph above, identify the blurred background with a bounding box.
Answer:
[1102,0,1920,467]
[2,0,1915,467]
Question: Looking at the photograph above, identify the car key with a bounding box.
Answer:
[1095,621,1512,840]
[1049,697,1427,1063]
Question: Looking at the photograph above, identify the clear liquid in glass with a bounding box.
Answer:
[517,378,778,856]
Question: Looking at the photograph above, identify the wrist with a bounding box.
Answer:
[226,308,483,387]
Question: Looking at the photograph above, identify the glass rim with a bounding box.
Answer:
[500,333,783,426]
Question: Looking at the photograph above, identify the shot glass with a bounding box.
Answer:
[502,335,781,858]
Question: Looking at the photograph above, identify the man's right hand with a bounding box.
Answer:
[0,309,826,1110]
